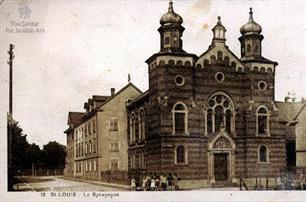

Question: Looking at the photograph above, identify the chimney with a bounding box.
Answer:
[111,88,115,96]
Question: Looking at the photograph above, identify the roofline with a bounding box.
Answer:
[145,52,198,64]
[78,82,143,125]
[64,127,73,134]
[127,90,149,107]
[293,103,306,121]
[98,82,142,108]
[241,59,278,66]
[67,111,85,125]
[197,44,246,69]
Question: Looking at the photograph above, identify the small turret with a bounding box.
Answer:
[158,0,185,53]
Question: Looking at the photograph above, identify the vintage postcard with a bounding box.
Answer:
[0,0,305,201]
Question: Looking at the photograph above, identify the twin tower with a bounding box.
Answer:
[128,1,282,188]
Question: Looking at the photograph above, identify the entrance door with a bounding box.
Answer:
[214,153,228,181]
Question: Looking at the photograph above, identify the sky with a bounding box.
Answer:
[0,0,305,148]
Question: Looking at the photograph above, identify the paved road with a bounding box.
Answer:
[14,176,128,192]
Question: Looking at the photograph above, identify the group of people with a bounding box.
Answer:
[130,172,180,191]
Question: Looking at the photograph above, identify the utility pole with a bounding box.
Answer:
[7,44,14,191]
[8,44,14,114]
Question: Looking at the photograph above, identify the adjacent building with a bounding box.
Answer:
[64,83,142,181]
[276,98,306,175]
[64,112,84,177]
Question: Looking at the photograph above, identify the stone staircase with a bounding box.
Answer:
[212,181,239,188]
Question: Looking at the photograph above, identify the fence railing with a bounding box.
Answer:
[16,168,64,176]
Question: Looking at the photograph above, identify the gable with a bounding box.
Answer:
[98,83,142,110]
[195,45,245,71]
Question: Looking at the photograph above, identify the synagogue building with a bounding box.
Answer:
[64,1,306,189]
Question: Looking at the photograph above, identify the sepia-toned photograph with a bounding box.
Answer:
[0,0,305,201]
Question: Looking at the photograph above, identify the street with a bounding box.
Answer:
[14,176,129,192]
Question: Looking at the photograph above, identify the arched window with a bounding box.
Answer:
[224,56,229,65]
[247,44,251,52]
[205,93,235,134]
[254,45,259,52]
[210,55,216,64]
[138,109,145,142]
[215,106,223,131]
[172,103,188,134]
[217,51,223,60]
[129,113,136,144]
[175,145,187,164]
[256,106,269,135]
[259,145,269,163]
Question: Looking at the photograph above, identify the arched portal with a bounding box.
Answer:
[208,132,236,185]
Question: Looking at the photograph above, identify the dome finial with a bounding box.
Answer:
[217,16,221,24]
[240,7,262,35]
[249,7,254,21]
[160,0,183,25]
[168,0,173,12]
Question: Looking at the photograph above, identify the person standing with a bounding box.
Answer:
[150,175,156,191]
[173,173,179,191]
[160,173,168,191]
[130,176,136,191]
[142,174,147,191]
[167,173,174,191]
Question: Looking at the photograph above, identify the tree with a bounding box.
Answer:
[41,141,66,169]
[25,143,42,168]
[9,120,29,172]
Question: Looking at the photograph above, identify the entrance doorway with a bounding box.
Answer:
[214,153,228,181]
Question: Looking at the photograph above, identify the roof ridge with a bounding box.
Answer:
[293,103,306,121]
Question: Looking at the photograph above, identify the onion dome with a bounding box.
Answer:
[160,0,183,26]
[240,8,262,35]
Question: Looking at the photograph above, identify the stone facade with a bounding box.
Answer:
[64,2,305,189]
[127,2,290,189]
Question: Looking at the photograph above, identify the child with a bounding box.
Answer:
[130,176,136,191]
[150,177,156,191]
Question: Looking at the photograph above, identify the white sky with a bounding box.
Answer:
[0,0,305,148]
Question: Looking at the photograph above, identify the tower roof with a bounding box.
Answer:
[212,16,226,31]
[160,0,183,26]
[240,8,262,35]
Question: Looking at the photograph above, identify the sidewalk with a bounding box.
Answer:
[59,176,130,190]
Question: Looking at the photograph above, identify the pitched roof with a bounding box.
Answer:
[241,55,278,65]
[97,82,142,109]
[67,112,85,125]
[81,82,142,122]
[275,101,306,123]
[293,103,306,120]
[127,90,149,107]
